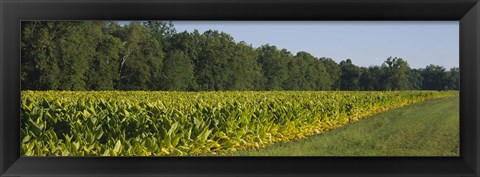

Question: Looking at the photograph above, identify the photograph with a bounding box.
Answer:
[20,21,460,157]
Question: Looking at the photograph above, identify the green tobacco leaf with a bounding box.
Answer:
[22,135,31,143]
[167,122,179,136]
[113,140,122,154]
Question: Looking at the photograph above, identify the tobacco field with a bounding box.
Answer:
[20,91,455,156]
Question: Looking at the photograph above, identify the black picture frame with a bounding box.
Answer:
[1,0,479,176]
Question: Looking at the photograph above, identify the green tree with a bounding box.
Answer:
[143,21,177,89]
[445,67,460,90]
[86,21,123,90]
[21,21,62,90]
[359,67,374,90]
[143,21,176,50]
[195,30,236,90]
[116,22,148,89]
[408,68,423,90]
[285,52,328,90]
[284,54,305,90]
[162,50,194,90]
[117,22,168,90]
[225,41,262,90]
[319,57,341,90]
[168,30,201,90]
[22,21,99,90]
[339,59,361,90]
[257,45,289,90]
[421,65,448,90]
[381,57,410,90]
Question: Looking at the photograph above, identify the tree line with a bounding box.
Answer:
[21,21,459,91]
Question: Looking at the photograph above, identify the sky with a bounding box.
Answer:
[120,21,459,69]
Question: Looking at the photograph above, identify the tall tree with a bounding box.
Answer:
[162,50,194,90]
[225,41,263,90]
[116,22,148,89]
[285,52,329,90]
[86,21,123,90]
[381,57,410,90]
[117,22,169,90]
[421,65,448,90]
[284,54,306,90]
[408,68,423,90]
[359,67,374,90]
[445,67,460,90]
[339,59,361,90]
[195,30,236,90]
[257,45,289,90]
[21,21,62,90]
[319,57,341,90]
[168,30,201,90]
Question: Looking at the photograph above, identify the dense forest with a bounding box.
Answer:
[21,21,459,91]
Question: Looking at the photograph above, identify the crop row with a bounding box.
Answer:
[20,91,456,156]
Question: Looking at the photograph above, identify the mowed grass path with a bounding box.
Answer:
[234,96,459,156]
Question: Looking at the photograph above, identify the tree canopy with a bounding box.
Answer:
[21,21,459,91]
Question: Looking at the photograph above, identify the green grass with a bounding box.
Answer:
[233,96,459,156]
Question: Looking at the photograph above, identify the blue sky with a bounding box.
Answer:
[120,21,459,69]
